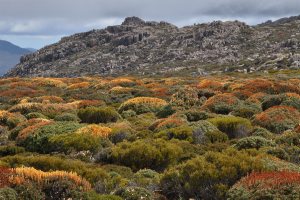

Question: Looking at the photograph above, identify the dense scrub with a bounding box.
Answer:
[0,74,299,199]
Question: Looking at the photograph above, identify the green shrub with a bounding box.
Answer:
[0,126,9,145]
[110,139,183,171]
[18,122,83,153]
[184,110,209,122]
[189,120,220,144]
[109,128,134,144]
[121,109,136,118]
[251,127,273,139]
[54,113,79,122]
[205,130,228,144]
[280,146,300,164]
[78,107,119,124]
[48,133,110,153]
[262,94,284,110]
[133,169,160,191]
[156,126,193,142]
[156,105,176,118]
[231,103,261,118]
[208,116,253,139]
[275,131,300,146]
[234,136,275,150]
[262,94,300,111]
[282,96,300,110]
[265,147,290,161]
[26,112,47,119]
[0,146,25,157]
[14,182,45,200]
[0,187,17,200]
[160,149,265,200]
[42,178,87,200]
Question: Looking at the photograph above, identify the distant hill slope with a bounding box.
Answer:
[0,40,32,75]
[5,15,300,77]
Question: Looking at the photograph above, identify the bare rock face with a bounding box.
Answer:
[5,15,300,77]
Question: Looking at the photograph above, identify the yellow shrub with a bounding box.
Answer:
[76,124,112,138]
[67,82,90,90]
[33,78,67,88]
[10,167,91,191]
[110,86,133,94]
[110,78,135,86]
[122,97,167,108]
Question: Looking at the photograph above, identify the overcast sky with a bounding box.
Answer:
[1,0,300,49]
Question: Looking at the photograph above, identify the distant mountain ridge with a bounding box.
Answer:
[5,15,300,77]
[0,40,32,75]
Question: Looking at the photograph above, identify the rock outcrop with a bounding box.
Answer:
[5,15,300,77]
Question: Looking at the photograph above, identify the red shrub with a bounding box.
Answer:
[237,171,300,189]
[0,167,14,188]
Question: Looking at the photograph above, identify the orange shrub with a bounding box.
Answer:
[76,125,112,138]
[273,82,300,94]
[239,79,274,93]
[77,100,105,109]
[10,167,91,191]
[9,102,77,117]
[119,97,168,114]
[67,82,90,90]
[202,93,240,114]
[247,92,268,104]
[110,78,135,86]
[150,117,186,132]
[254,106,300,133]
[0,88,42,98]
[198,79,224,90]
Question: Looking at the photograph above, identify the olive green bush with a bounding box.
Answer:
[160,148,265,200]
[110,139,184,171]
[209,116,253,139]
[155,125,193,142]
[0,187,17,200]
[78,107,119,124]
[18,122,83,153]
[26,112,47,119]
[54,113,79,122]
[234,136,275,150]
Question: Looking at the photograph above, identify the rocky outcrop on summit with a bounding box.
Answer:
[6,16,300,77]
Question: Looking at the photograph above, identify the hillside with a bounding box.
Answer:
[5,15,300,77]
[0,73,300,199]
[0,40,32,75]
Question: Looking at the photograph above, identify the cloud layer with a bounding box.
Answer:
[1,0,299,48]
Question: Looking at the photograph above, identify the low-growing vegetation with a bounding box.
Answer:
[0,74,299,199]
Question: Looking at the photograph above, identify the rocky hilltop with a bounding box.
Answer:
[5,16,300,77]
